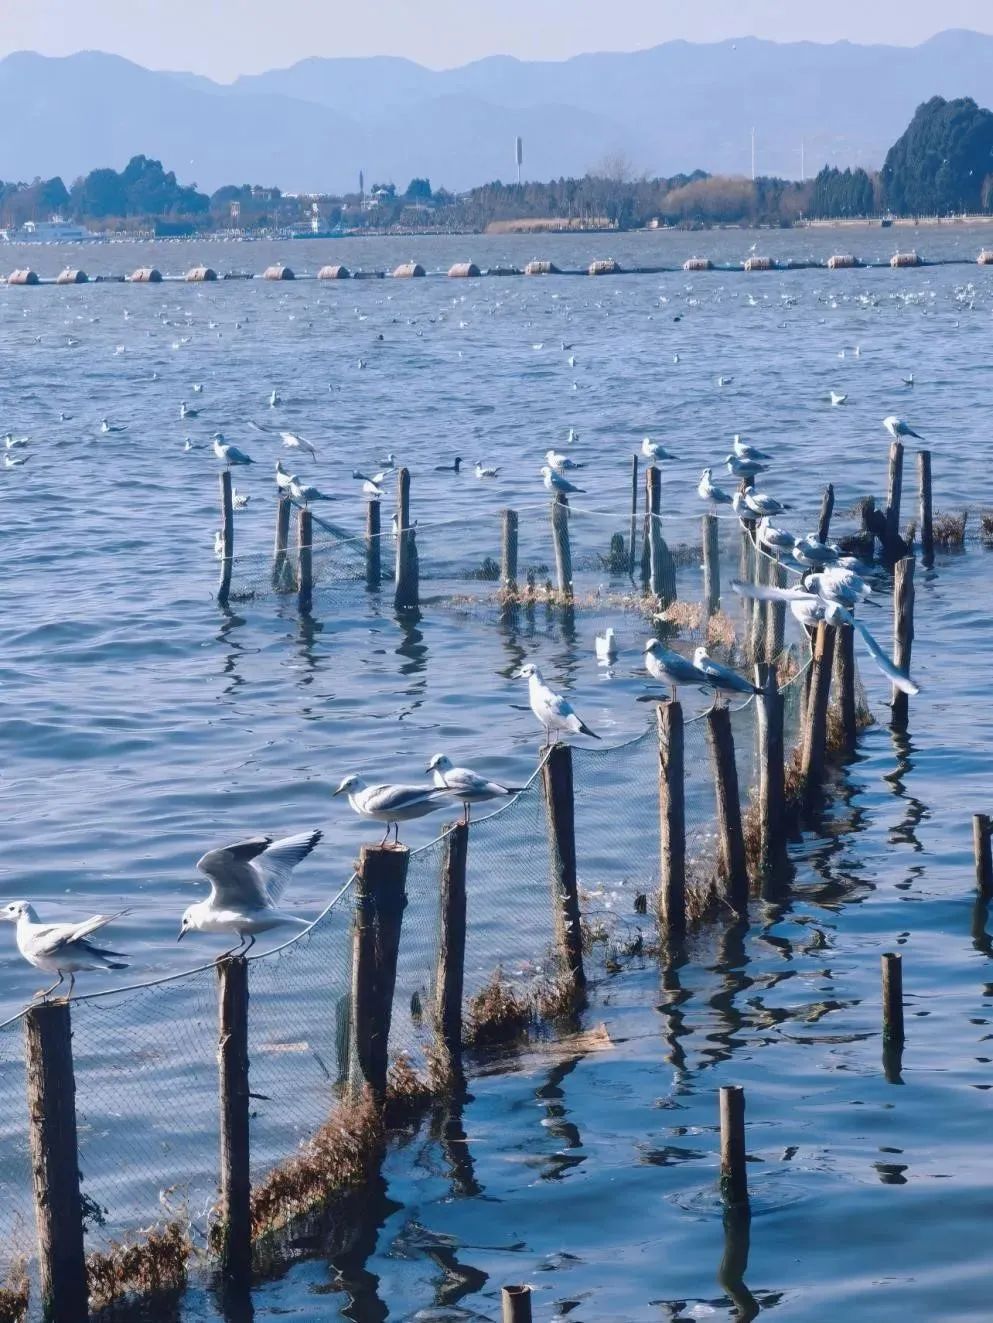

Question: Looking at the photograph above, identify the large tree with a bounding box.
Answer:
[882,96,993,215]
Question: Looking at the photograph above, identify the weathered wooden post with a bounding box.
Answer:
[435,821,469,1088]
[501,508,519,594]
[628,453,639,576]
[646,464,662,594]
[702,513,720,616]
[891,556,915,726]
[756,663,788,894]
[217,956,251,1280]
[801,621,836,804]
[350,844,409,1099]
[706,707,749,917]
[218,469,234,606]
[884,440,904,562]
[657,702,686,939]
[748,550,768,663]
[502,1284,534,1323]
[817,482,835,545]
[974,814,993,900]
[764,557,787,662]
[550,492,573,600]
[881,952,905,1046]
[296,506,313,615]
[833,622,858,756]
[719,1085,748,1208]
[394,467,419,610]
[541,743,586,997]
[365,498,381,591]
[272,493,291,589]
[917,451,934,569]
[23,1001,88,1323]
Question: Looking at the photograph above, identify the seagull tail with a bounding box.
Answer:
[577,719,601,740]
[908,428,923,440]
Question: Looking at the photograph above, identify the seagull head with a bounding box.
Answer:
[0,900,30,923]
[177,906,197,941]
[539,465,553,478]
[426,753,452,774]
[512,663,540,680]
[333,774,364,797]
[692,646,710,667]
[644,639,661,656]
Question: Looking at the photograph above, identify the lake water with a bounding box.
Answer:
[1,224,992,1320]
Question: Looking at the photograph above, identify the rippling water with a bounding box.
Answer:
[1,225,992,1320]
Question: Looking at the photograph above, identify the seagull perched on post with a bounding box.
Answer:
[644,640,703,701]
[289,477,333,505]
[333,776,450,844]
[546,449,583,472]
[692,647,761,706]
[0,901,129,999]
[883,415,922,440]
[642,437,677,461]
[733,489,790,520]
[426,754,523,822]
[725,453,767,480]
[213,434,253,466]
[698,467,733,506]
[178,830,323,956]
[275,458,295,493]
[513,663,600,743]
[541,465,585,496]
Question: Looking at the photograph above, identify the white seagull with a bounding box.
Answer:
[541,465,585,496]
[1,901,129,998]
[725,453,767,479]
[3,453,27,468]
[100,418,128,434]
[281,431,318,459]
[732,435,772,463]
[545,449,582,472]
[275,458,295,493]
[693,647,761,703]
[733,489,789,519]
[642,437,677,461]
[178,830,323,955]
[513,663,600,742]
[884,415,922,440]
[289,477,333,505]
[180,401,199,420]
[644,640,703,700]
[595,627,618,663]
[426,753,522,822]
[232,488,250,510]
[698,467,733,506]
[829,391,848,407]
[3,433,29,449]
[213,436,254,466]
[475,461,500,478]
[269,389,281,407]
[333,775,450,844]
[757,516,796,553]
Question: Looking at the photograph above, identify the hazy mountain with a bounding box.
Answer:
[4,31,993,193]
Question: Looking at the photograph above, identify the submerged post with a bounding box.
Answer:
[350,844,409,1098]
[24,1001,88,1323]
[394,467,419,610]
[974,814,993,900]
[756,663,788,894]
[891,556,915,726]
[719,1085,749,1208]
[801,621,836,804]
[917,451,934,570]
[881,952,905,1046]
[501,508,519,594]
[435,821,469,1088]
[218,469,234,606]
[628,453,639,576]
[884,440,904,562]
[273,493,291,589]
[217,956,251,1280]
[702,513,720,616]
[502,1285,534,1323]
[706,706,749,917]
[541,743,586,996]
[365,498,381,591]
[658,702,686,939]
[833,621,858,756]
[817,482,835,545]
[550,492,573,599]
[296,506,313,614]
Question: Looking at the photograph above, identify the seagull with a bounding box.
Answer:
[725,454,767,480]
[541,465,585,496]
[733,489,789,520]
[275,458,295,493]
[717,375,734,387]
[363,479,384,498]
[425,754,522,822]
[100,418,128,434]
[566,427,579,444]
[698,467,733,506]
[902,374,914,387]
[352,469,387,485]
[1,901,129,999]
[333,776,450,844]
[3,434,29,449]
[757,516,796,553]
[379,453,398,470]
[829,391,848,406]
[3,453,27,468]
[232,488,250,510]
[434,457,462,472]
[214,530,225,557]
[803,569,873,610]
[269,389,281,407]
[180,401,199,420]
[213,436,254,466]
[475,461,500,478]
[693,647,761,703]
[793,534,839,567]
[595,627,618,663]
[513,663,600,742]
[281,431,318,460]
[289,477,333,505]
[642,437,677,461]
[192,383,204,394]
[178,831,323,955]
[644,639,703,700]
[545,449,582,472]
[884,415,922,440]
[732,435,772,463]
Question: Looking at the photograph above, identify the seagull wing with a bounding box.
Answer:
[197,836,274,908]
[732,580,814,603]
[360,784,449,814]
[445,767,509,796]
[29,912,127,957]
[250,830,322,904]
[853,622,920,695]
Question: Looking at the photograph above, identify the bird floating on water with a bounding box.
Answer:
[3,453,27,468]
[884,415,922,440]
[829,391,848,407]
[1,901,129,999]
[100,418,127,434]
[425,754,522,822]
[268,389,281,407]
[333,776,449,844]
[595,627,618,664]
[4,434,28,449]
[475,461,500,478]
[232,488,250,510]
[434,457,462,473]
[180,401,198,420]
[513,663,600,743]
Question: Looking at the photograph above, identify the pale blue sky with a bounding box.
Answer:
[2,0,993,79]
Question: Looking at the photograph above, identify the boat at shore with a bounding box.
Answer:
[0,217,99,243]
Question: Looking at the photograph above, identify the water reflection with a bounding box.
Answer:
[702,921,752,1073]
[718,1206,760,1322]
[431,1097,482,1198]
[658,940,691,1076]
[535,1056,585,1180]
[325,1178,397,1323]
[214,606,248,694]
[884,727,928,852]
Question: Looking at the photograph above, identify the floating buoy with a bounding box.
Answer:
[978,250,993,266]
[588,258,621,276]
[683,257,713,271]
[743,256,775,272]
[262,264,294,280]
[524,260,559,276]
[827,254,858,269]
[448,262,481,278]
[185,265,217,282]
[130,267,162,283]
[392,262,425,278]
[56,268,88,285]
[7,269,39,285]
[318,264,351,279]
[890,251,921,268]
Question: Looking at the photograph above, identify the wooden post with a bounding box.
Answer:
[756,663,788,893]
[891,556,915,726]
[272,493,291,589]
[218,468,234,606]
[658,703,686,939]
[884,440,904,561]
[502,1285,533,1323]
[973,814,993,899]
[801,621,836,804]
[435,821,469,1087]
[628,453,639,576]
[23,1001,87,1323]
[764,556,786,662]
[501,508,519,593]
[702,514,720,616]
[541,743,586,995]
[394,466,419,610]
[747,548,768,663]
[881,952,905,1046]
[217,957,251,1280]
[550,492,573,599]
[917,450,934,570]
[706,707,749,917]
[817,482,835,544]
[350,844,409,1098]
[365,498,381,591]
[719,1085,748,1208]
[296,506,313,615]
[646,464,661,594]
[833,622,858,756]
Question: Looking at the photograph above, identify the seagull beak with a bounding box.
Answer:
[177,927,186,942]
[332,785,345,797]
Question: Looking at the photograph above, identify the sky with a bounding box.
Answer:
[2,0,993,79]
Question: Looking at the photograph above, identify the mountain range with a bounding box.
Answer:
[3,30,993,194]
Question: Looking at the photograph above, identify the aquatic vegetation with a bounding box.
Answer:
[932,510,968,547]
[0,1260,28,1323]
[86,1221,191,1311]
